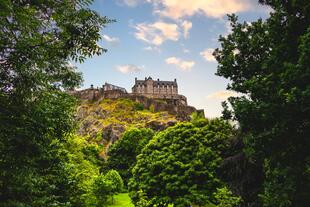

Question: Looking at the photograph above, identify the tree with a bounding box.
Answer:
[104,170,124,194]
[64,135,103,207]
[106,128,154,184]
[129,120,238,207]
[214,1,310,206]
[91,174,114,207]
[0,0,112,206]
[90,170,124,207]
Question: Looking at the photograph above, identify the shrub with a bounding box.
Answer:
[129,120,237,206]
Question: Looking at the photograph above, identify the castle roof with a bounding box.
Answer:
[134,77,177,87]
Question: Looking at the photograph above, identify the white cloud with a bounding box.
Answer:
[148,0,254,19]
[115,64,143,74]
[143,46,161,52]
[134,21,180,45]
[165,57,195,71]
[183,48,190,53]
[102,34,120,44]
[207,90,238,100]
[200,48,216,62]
[181,20,192,38]
[117,0,142,7]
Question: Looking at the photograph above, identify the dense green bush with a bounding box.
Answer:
[104,170,124,194]
[90,170,124,207]
[129,119,239,207]
[92,174,114,207]
[107,128,154,184]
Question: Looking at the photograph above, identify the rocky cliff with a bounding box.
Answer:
[76,98,183,157]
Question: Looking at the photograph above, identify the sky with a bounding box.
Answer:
[77,0,271,118]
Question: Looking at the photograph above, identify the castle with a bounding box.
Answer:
[70,77,201,119]
[132,77,178,97]
[132,77,187,105]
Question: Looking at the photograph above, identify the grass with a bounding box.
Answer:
[107,193,134,207]
[107,193,216,207]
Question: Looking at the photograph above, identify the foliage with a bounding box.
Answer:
[63,134,102,207]
[135,190,152,207]
[91,170,124,207]
[0,91,77,207]
[92,174,114,207]
[104,170,124,194]
[129,120,237,207]
[213,187,242,207]
[134,102,145,111]
[214,1,310,206]
[190,111,207,126]
[0,0,111,206]
[107,128,154,184]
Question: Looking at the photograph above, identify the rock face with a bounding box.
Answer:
[75,98,182,156]
[101,124,126,144]
[125,95,198,121]
[145,120,177,131]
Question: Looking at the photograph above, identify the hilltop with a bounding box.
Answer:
[72,77,204,156]
[76,98,182,157]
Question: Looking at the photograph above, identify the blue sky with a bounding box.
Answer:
[77,0,270,117]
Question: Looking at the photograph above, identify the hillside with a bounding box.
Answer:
[76,98,179,157]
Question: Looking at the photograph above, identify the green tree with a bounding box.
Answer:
[64,135,103,207]
[0,0,112,206]
[129,120,238,207]
[91,174,114,207]
[104,170,124,194]
[106,128,154,184]
[90,170,124,207]
[214,1,310,206]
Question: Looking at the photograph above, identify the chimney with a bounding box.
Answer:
[174,78,177,82]
[135,77,137,83]
[157,78,160,81]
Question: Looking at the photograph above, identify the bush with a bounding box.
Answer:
[129,120,238,207]
[106,128,154,185]
[134,103,145,111]
[213,187,242,207]
[104,170,124,194]
[92,174,114,207]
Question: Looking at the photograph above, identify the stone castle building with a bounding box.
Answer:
[132,77,187,105]
[103,82,127,93]
[132,77,177,97]
[71,77,188,106]
[69,77,203,119]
